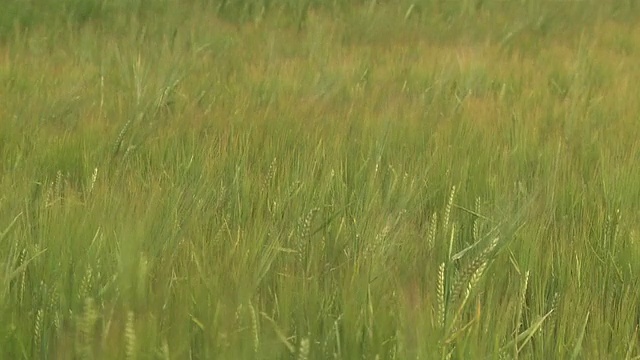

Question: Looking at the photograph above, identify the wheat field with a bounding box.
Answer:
[1,1,640,359]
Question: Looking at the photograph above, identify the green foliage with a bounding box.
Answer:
[1,0,640,358]
[0,0,173,42]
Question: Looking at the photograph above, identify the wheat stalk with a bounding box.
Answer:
[112,118,133,157]
[17,248,27,306]
[33,308,43,356]
[160,338,170,360]
[427,212,438,251]
[79,266,93,301]
[473,197,481,242]
[443,186,456,237]
[249,302,259,353]
[55,170,63,199]
[297,208,319,266]
[450,238,497,303]
[437,262,446,329]
[267,157,277,185]
[88,167,98,194]
[515,270,530,335]
[298,337,310,360]
[78,297,97,360]
[125,311,136,360]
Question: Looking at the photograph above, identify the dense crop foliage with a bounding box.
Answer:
[1,0,640,358]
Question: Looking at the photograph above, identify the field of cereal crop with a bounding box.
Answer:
[1,1,640,358]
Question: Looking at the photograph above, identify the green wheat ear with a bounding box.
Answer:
[78,297,97,360]
[297,336,310,360]
[427,212,438,251]
[249,301,259,353]
[437,262,446,329]
[443,186,456,238]
[112,118,133,158]
[125,311,136,360]
[33,308,43,357]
